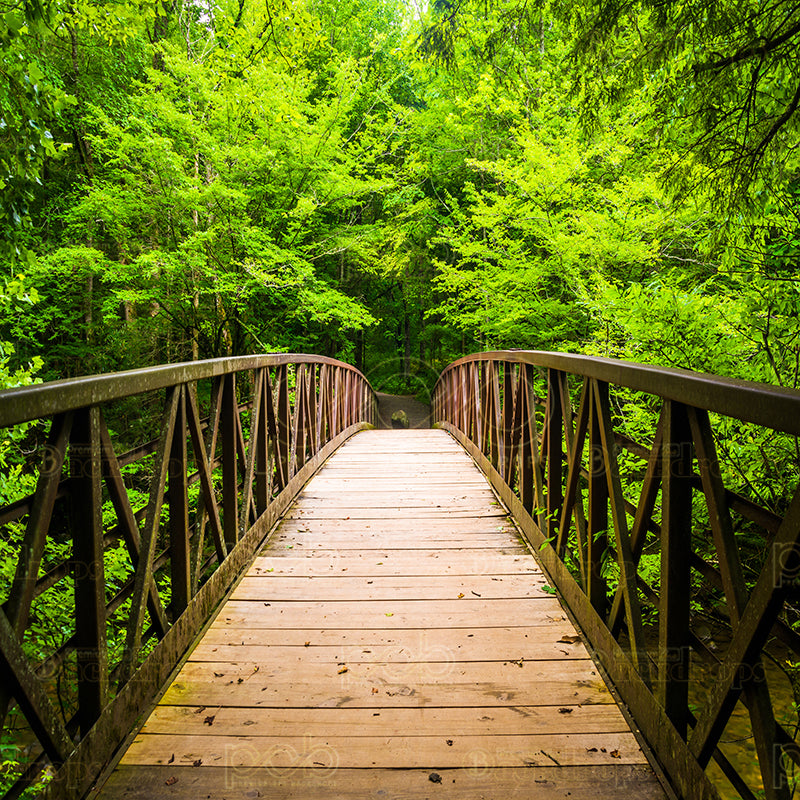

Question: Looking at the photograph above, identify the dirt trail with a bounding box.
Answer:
[375,392,431,429]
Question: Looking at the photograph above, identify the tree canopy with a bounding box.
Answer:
[0,0,797,393]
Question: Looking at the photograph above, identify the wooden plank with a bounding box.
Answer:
[262,542,528,556]
[275,519,517,533]
[190,630,587,663]
[269,539,526,552]
[299,489,497,501]
[316,467,483,474]
[207,597,569,629]
[98,764,670,800]
[161,675,613,709]
[230,574,549,601]
[121,732,646,768]
[309,476,491,485]
[139,703,628,736]
[271,534,522,549]
[196,625,589,655]
[285,507,507,518]
[251,555,541,576]
[166,658,603,684]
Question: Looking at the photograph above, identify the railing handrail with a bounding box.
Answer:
[437,349,800,435]
[0,353,372,428]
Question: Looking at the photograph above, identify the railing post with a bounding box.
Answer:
[659,399,693,738]
[546,369,564,543]
[501,362,514,481]
[488,361,501,470]
[587,380,609,616]
[221,373,238,550]
[518,364,540,517]
[70,405,108,733]
[277,365,291,488]
[169,386,191,616]
[293,364,306,472]
[316,364,327,449]
[255,370,270,517]
[309,365,318,450]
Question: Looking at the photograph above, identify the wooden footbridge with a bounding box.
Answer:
[1,353,799,800]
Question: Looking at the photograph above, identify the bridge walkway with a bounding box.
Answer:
[93,429,667,799]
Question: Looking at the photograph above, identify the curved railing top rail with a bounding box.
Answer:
[0,353,371,428]
[437,349,800,435]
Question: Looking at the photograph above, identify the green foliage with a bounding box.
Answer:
[2,2,800,797]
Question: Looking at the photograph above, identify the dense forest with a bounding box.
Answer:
[1,0,799,395]
[2,2,800,797]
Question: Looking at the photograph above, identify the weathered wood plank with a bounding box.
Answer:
[139,703,627,736]
[97,765,669,800]
[250,554,540,575]
[160,659,614,708]
[274,519,518,533]
[196,625,588,654]
[270,534,523,549]
[285,507,507,518]
[188,639,586,664]
[230,574,549,601]
[263,545,530,559]
[121,731,647,767]
[208,597,569,628]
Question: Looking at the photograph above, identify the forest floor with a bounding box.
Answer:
[375,392,431,429]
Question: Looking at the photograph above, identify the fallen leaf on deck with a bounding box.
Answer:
[558,635,581,644]
[193,758,202,767]
[203,715,215,725]
[557,708,573,714]
[168,753,175,764]
[338,666,349,674]
[429,773,442,783]
[457,592,465,598]
[610,750,621,758]
[165,777,178,786]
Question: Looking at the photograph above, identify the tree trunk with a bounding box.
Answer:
[355,329,364,373]
[84,273,93,343]
[404,314,411,384]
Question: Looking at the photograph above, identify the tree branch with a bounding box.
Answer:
[694,20,800,74]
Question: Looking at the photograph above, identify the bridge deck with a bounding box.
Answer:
[94,430,667,799]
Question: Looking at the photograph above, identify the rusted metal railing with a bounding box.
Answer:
[0,355,376,800]
[433,351,800,800]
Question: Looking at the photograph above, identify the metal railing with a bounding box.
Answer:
[433,351,800,800]
[0,354,376,800]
